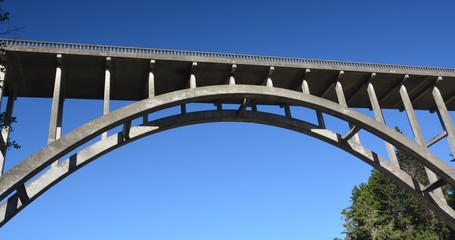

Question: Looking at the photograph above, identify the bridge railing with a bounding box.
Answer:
[2,38,455,74]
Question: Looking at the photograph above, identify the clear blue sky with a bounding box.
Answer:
[1,0,455,239]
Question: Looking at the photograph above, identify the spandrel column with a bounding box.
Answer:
[0,61,16,175]
[102,57,111,140]
[48,54,64,167]
[366,74,399,166]
[399,75,445,202]
[432,78,455,156]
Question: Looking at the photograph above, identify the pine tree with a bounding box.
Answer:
[341,147,454,239]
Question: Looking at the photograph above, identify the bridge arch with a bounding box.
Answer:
[1,85,454,228]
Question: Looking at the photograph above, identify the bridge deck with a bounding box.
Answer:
[2,39,455,110]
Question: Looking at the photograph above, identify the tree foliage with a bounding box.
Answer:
[0,0,19,151]
[0,112,19,150]
[0,0,23,38]
[341,146,455,239]
[0,0,8,23]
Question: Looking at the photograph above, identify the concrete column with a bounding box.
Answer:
[228,76,236,85]
[143,60,155,124]
[366,78,399,166]
[284,105,291,118]
[102,57,111,139]
[148,60,155,98]
[237,98,250,117]
[0,63,5,109]
[0,63,6,175]
[399,76,445,201]
[0,62,18,174]
[301,80,310,95]
[316,111,326,129]
[0,62,6,151]
[0,94,14,175]
[189,62,197,89]
[48,54,64,167]
[48,55,63,143]
[227,64,236,85]
[189,74,196,89]
[335,75,360,144]
[265,67,274,87]
[48,57,64,135]
[301,69,311,95]
[432,79,455,156]
[300,69,325,128]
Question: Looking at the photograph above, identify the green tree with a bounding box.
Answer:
[341,147,454,239]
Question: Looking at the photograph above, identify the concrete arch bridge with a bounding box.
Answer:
[0,39,454,228]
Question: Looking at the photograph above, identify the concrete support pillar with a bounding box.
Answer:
[0,61,17,174]
[189,62,197,89]
[399,75,445,201]
[0,94,14,175]
[283,105,291,118]
[300,69,325,128]
[148,60,155,98]
[189,75,196,89]
[143,60,155,124]
[251,104,257,112]
[228,76,236,85]
[432,78,455,156]
[316,111,326,129]
[0,63,6,175]
[228,64,236,85]
[265,67,274,87]
[48,54,64,167]
[366,75,399,166]
[335,71,360,144]
[102,57,111,140]
[0,63,5,109]
[300,69,311,95]
[216,103,222,111]
[237,98,250,117]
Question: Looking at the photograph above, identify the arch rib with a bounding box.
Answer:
[0,110,454,228]
[0,85,454,227]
